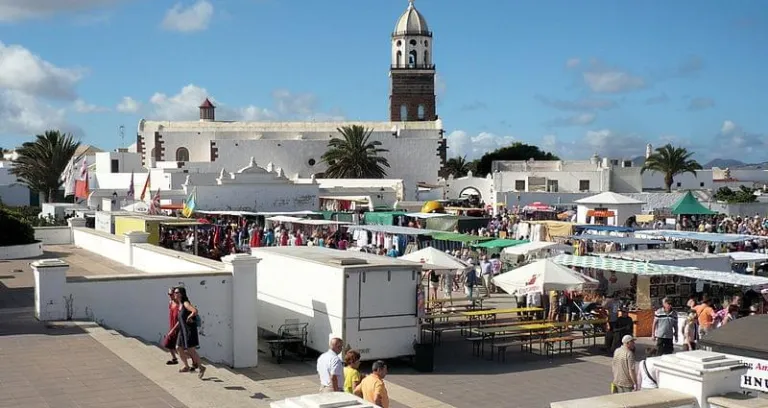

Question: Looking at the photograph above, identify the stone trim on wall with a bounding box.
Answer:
[153,132,164,162]
[210,141,219,162]
[136,134,145,166]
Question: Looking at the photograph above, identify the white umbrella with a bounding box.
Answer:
[492,259,594,295]
[399,246,470,272]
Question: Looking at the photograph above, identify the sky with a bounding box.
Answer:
[1,0,767,163]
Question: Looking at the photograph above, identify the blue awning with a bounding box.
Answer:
[636,230,767,244]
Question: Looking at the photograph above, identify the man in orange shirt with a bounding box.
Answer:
[693,299,715,338]
[355,360,389,408]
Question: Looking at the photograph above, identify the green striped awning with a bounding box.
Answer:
[550,254,693,275]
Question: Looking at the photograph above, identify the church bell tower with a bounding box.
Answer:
[389,0,436,122]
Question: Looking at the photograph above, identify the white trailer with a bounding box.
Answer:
[252,246,421,361]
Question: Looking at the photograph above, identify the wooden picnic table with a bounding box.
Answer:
[472,318,608,358]
[419,306,544,345]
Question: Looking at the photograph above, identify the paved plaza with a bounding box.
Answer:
[1,251,617,407]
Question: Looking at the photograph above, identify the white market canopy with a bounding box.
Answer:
[728,252,768,263]
[265,216,349,226]
[636,230,766,243]
[197,210,320,217]
[575,192,644,205]
[405,212,452,219]
[347,224,440,236]
[399,247,471,271]
[551,254,768,288]
[502,241,571,256]
[493,259,596,295]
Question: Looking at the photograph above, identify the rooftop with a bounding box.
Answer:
[251,246,423,269]
[138,119,442,133]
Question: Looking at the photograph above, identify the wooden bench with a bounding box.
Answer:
[264,323,308,363]
[467,333,531,358]
[491,340,527,362]
[542,336,575,358]
[571,332,603,346]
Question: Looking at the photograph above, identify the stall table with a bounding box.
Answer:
[628,309,654,337]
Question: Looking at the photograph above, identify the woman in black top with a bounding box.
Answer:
[173,287,206,379]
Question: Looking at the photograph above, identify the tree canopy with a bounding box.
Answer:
[11,130,80,203]
[641,144,702,193]
[321,125,390,178]
[443,156,474,178]
[713,186,758,203]
[473,142,559,176]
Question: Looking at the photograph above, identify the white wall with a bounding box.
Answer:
[94,152,144,174]
[194,183,319,213]
[72,227,221,273]
[254,251,345,352]
[132,244,219,273]
[0,241,43,259]
[576,203,642,226]
[35,227,72,245]
[67,272,234,365]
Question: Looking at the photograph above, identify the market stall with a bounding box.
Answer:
[551,253,768,338]
[574,192,644,227]
[346,224,438,255]
[565,234,668,255]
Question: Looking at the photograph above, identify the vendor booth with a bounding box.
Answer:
[574,192,643,226]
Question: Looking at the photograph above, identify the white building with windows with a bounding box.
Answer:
[136,0,445,200]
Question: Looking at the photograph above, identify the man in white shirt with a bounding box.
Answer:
[317,337,344,392]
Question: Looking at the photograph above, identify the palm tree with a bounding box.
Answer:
[444,156,472,177]
[11,130,80,203]
[321,125,390,178]
[641,144,702,193]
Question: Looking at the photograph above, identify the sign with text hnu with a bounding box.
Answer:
[724,354,768,393]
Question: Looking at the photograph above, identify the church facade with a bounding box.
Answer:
[137,0,445,195]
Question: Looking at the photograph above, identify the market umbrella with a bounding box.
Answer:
[399,246,471,271]
[492,259,594,295]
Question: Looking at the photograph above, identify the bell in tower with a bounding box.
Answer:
[199,98,216,122]
[389,0,436,122]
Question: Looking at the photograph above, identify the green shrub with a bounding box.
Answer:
[0,208,36,246]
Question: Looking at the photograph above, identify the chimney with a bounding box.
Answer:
[199,98,216,122]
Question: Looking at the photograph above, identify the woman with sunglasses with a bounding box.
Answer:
[172,287,206,379]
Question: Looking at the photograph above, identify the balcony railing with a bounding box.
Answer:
[391,64,436,70]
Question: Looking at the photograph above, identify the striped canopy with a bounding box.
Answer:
[550,254,692,275]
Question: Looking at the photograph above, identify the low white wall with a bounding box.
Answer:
[73,228,125,264]
[71,227,221,273]
[35,227,73,245]
[132,244,220,273]
[67,272,234,365]
[0,241,43,259]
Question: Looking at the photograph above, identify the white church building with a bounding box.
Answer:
[137,0,445,197]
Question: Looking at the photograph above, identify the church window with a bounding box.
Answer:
[424,40,429,47]
[396,40,402,47]
[396,51,402,67]
[409,39,417,46]
[176,147,190,162]
[150,148,156,159]
[400,104,408,121]
[424,51,429,66]
[308,158,316,166]
[418,104,425,120]
[408,50,417,67]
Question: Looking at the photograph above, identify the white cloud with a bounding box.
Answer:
[583,70,645,93]
[721,120,737,134]
[116,96,140,113]
[446,130,515,160]
[0,0,121,22]
[161,0,213,33]
[545,113,596,127]
[565,58,580,68]
[73,99,107,113]
[0,42,83,99]
[146,84,340,122]
[0,90,70,135]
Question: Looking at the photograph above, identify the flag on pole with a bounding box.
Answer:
[74,158,89,199]
[61,156,77,197]
[127,172,135,200]
[182,187,197,218]
[140,173,151,201]
[148,188,161,214]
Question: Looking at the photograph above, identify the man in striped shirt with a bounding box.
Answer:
[652,297,678,355]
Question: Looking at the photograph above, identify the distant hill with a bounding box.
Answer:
[703,158,746,169]
[631,156,646,167]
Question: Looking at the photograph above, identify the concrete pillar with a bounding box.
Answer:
[655,350,749,408]
[123,231,149,266]
[32,259,70,321]
[222,254,260,368]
